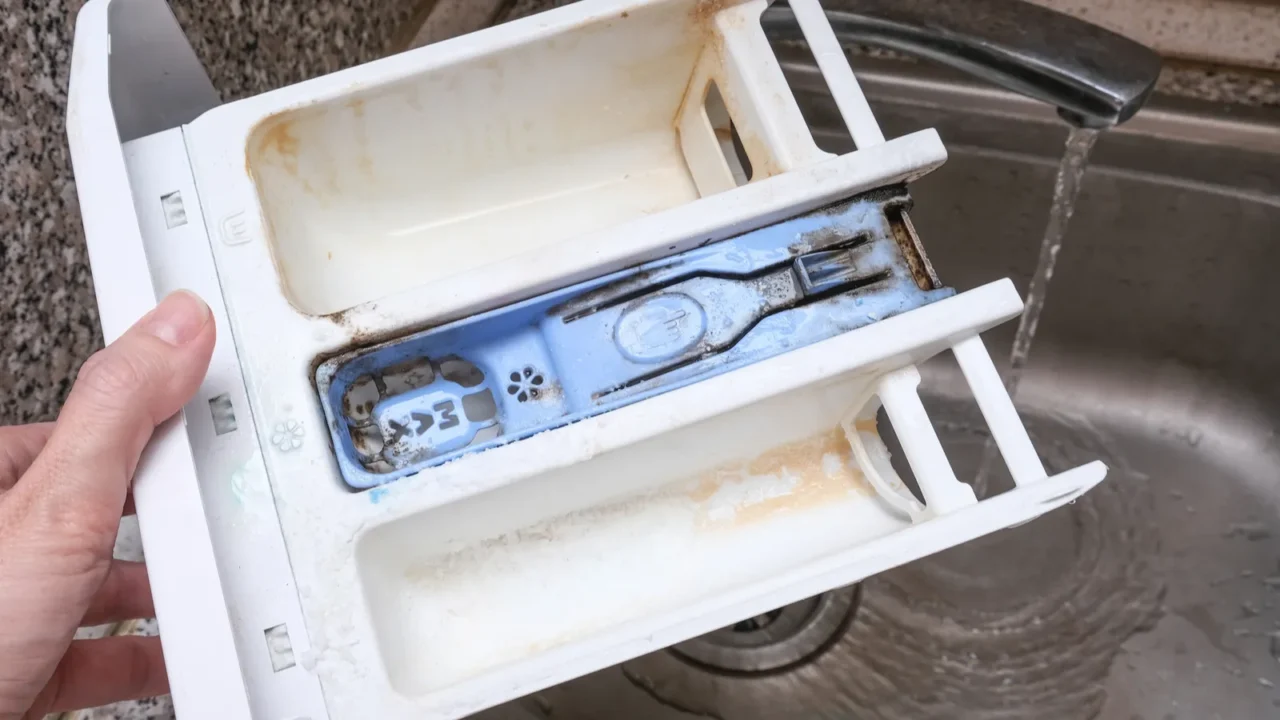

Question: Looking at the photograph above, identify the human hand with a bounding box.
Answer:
[0,291,215,718]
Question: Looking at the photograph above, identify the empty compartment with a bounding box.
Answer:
[356,370,909,696]
[246,0,785,316]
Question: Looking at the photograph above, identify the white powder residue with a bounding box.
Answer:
[703,470,798,523]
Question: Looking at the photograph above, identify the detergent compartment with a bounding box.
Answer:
[318,187,951,489]
[245,0,829,316]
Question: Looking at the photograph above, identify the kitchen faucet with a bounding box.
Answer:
[764,0,1163,128]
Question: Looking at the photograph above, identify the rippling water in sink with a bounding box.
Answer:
[611,398,1166,719]
[975,127,1100,493]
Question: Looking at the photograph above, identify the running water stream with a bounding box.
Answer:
[973,127,1100,494]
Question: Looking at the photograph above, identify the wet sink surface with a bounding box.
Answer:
[474,59,1280,719]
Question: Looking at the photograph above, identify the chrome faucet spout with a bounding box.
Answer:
[764,0,1162,128]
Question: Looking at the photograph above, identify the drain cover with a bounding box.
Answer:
[670,586,860,674]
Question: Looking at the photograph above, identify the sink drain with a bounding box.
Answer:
[670,585,860,674]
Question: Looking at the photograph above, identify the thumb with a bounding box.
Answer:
[18,289,215,543]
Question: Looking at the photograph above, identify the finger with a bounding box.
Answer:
[0,423,54,491]
[23,635,168,716]
[80,561,154,627]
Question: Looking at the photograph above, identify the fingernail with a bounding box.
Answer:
[139,290,212,346]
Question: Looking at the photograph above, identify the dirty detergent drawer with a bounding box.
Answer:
[247,0,711,316]
[66,0,1107,718]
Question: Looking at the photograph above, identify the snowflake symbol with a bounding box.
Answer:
[271,419,305,452]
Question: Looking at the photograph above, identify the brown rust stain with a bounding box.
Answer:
[886,206,943,291]
[676,0,783,188]
[691,0,734,26]
[688,428,871,529]
[245,109,372,339]
[253,117,301,176]
[345,98,376,181]
[248,106,356,200]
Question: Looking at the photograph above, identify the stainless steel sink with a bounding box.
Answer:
[469,54,1280,720]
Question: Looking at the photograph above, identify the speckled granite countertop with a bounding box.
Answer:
[1,1,416,717]
[1,0,416,426]
[1,1,1277,718]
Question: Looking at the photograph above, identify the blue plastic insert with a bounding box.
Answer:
[317,187,953,489]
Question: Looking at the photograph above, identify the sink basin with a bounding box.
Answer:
[471,57,1280,719]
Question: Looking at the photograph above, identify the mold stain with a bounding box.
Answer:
[688,428,871,529]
